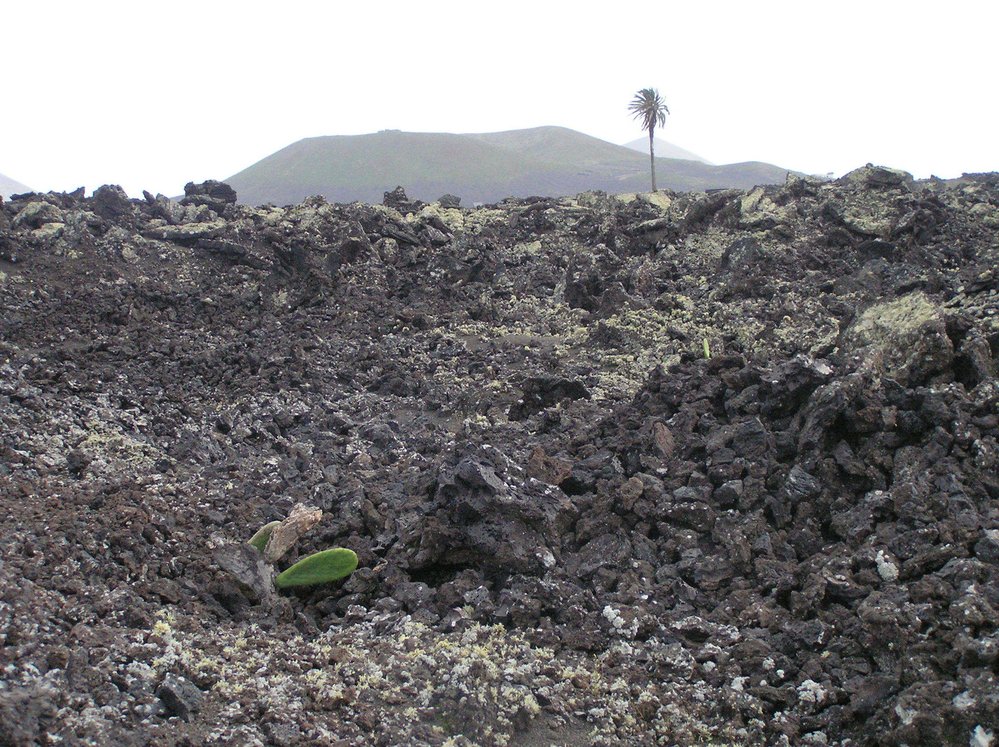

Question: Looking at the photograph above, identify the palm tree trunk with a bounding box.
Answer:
[648,127,657,192]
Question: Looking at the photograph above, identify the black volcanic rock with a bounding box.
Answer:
[183,179,237,204]
[382,184,422,213]
[90,184,135,222]
[155,674,203,722]
[0,171,996,745]
[179,179,238,218]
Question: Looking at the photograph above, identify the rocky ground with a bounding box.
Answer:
[1,168,997,746]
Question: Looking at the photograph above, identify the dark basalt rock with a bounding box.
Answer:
[382,184,423,213]
[178,179,239,218]
[408,454,576,574]
[182,179,237,205]
[0,170,996,745]
[0,682,59,745]
[155,674,203,722]
[509,377,590,421]
[90,184,135,222]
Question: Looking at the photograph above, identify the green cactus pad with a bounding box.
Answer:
[248,521,282,553]
[274,548,358,589]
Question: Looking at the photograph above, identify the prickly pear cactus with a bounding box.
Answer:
[274,548,358,589]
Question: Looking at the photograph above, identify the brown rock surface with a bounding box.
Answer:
[1,172,997,745]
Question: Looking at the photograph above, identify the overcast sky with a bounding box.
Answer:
[2,0,996,197]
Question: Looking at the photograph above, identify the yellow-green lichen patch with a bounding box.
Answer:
[415,203,465,233]
[31,222,66,241]
[740,187,792,226]
[849,291,941,343]
[584,308,684,399]
[638,191,673,212]
[681,230,734,263]
[76,417,162,473]
[503,240,544,262]
[462,208,510,234]
[843,291,954,383]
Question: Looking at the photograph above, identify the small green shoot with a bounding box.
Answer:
[248,521,281,553]
[702,338,711,359]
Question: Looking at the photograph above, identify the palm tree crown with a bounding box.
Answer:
[629,88,670,191]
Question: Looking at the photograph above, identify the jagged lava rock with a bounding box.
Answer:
[0,170,996,746]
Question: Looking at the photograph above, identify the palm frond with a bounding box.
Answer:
[628,88,669,133]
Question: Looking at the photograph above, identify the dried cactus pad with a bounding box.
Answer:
[274,548,358,589]
[265,504,323,563]
[247,521,281,553]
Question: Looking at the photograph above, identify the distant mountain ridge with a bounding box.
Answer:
[225,126,790,206]
[0,172,31,199]
[622,137,712,164]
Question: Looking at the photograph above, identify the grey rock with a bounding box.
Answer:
[91,184,134,221]
[0,682,59,745]
[156,674,203,722]
[183,179,237,205]
[213,543,277,607]
[12,200,62,229]
[844,292,954,386]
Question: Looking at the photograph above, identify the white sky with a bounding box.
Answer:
[2,0,996,197]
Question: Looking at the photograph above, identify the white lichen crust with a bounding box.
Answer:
[147,611,758,746]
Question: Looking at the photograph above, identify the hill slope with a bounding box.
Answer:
[225,127,789,205]
[622,136,712,163]
[226,130,568,207]
[0,172,31,199]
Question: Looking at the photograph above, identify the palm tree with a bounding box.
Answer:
[629,88,670,192]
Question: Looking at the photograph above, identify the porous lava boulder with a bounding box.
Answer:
[90,184,135,222]
[383,184,423,213]
[180,179,238,215]
[844,291,954,385]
